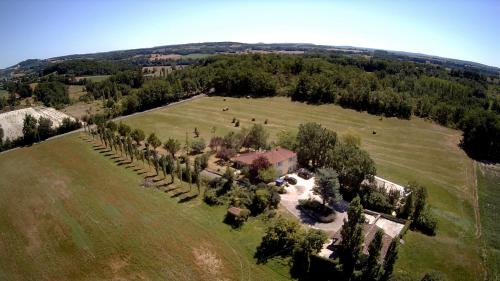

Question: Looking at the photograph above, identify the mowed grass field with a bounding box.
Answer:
[122,96,483,280]
[0,134,291,281]
[477,163,500,280]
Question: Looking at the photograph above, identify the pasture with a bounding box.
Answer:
[0,134,290,281]
[122,96,484,280]
[477,163,500,280]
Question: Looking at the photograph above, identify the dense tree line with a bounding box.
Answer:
[34,81,70,107]
[34,53,500,162]
[167,54,499,162]
[42,59,137,76]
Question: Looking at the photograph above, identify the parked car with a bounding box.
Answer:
[275,178,285,186]
[297,168,313,180]
[284,176,297,185]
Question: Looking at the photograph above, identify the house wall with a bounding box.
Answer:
[273,155,297,176]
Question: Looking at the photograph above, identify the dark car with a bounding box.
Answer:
[284,176,297,185]
[297,168,313,180]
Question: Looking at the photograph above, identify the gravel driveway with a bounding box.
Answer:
[279,173,347,235]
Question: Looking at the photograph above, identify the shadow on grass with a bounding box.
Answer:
[164,185,182,193]
[178,193,198,203]
[171,189,191,198]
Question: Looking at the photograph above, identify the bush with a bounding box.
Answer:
[252,188,271,214]
[255,216,301,263]
[216,148,237,161]
[203,188,224,205]
[298,199,336,223]
[225,207,250,228]
[413,207,437,235]
[190,138,206,154]
[258,166,278,183]
[195,153,209,170]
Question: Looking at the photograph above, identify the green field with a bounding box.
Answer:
[0,134,290,280]
[122,96,483,280]
[77,75,110,82]
[0,96,486,280]
[477,163,500,280]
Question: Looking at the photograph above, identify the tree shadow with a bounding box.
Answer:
[171,189,191,198]
[153,177,166,183]
[164,185,181,193]
[178,193,198,203]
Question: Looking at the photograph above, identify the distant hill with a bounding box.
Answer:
[1,42,499,80]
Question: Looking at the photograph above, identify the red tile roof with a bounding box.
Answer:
[232,148,296,165]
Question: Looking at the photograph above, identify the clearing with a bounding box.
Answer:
[121,96,483,280]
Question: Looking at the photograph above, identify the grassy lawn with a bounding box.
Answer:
[122,96,483,280]
[0,134,290,281]
[68,85,86,101]
[477,163,500,280]
[76,75,110,82]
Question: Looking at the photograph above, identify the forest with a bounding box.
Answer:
[171,54,500,162]
[5,53,499,162]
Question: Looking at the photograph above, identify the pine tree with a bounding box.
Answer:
[185,156,192,189]
[339,196,365,279]
[177,158,182,181]
[382,237,399,280]
[362,230,383,281]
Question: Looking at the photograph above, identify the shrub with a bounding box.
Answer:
[255,216,302,263]
[235,120,240,127]
[258,166,278,183]
[298,199,336,223]
[252,188,271,214]
[225,207,250,228]
[195,153,209,170]
[190,138,206,154]
[414,207,437,235]
[216,148,236,161]
[203,188,224,205]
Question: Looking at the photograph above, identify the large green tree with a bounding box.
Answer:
[313,168,341,205]
[22,114,38,143]
[164,137,181,158]
[296,122,337,169]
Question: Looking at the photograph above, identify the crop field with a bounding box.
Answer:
[122,96,484,280]
[0,134,290,281]
[477,163,500,280]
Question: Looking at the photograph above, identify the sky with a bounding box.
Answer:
[0,0,499,69]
